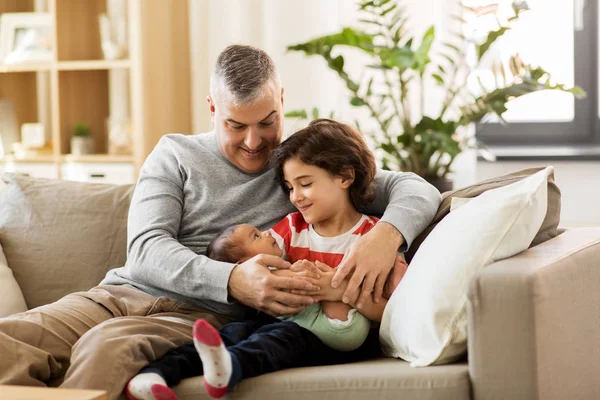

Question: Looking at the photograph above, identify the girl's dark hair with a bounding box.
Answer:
[270,119,376,209]
[206,225,246,263]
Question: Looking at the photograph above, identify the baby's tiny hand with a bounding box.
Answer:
[289,260,321,280]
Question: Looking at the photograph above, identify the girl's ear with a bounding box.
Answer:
[340,167,355,189]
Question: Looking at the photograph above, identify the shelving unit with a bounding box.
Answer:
[0,0,192,183]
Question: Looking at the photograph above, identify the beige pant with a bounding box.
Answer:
[0,285,234,400]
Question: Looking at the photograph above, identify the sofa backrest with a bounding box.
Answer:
[0,173,134,309]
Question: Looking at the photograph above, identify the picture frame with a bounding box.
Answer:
[0,13,53,65]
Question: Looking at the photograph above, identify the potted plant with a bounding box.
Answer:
[285,0,585,191]
[71,122,94,155]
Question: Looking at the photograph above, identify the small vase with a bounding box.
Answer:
[426,177,453,193]
[71,136,94,155]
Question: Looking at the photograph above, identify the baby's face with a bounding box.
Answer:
[231,224,283,261]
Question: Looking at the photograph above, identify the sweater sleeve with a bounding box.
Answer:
[360,169,442,251]
[125,137,235,304]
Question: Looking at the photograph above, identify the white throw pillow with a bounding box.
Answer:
[380,167,552,367]
[0,243,28,317]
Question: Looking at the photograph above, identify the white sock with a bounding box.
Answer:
[193,319,232,399]
[126,372,177,400]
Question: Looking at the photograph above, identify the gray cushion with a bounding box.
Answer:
[174,359,470,400]
[0,173,134,309]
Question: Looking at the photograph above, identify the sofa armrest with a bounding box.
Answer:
[467,228,600,400]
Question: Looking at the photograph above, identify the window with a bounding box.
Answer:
[468,0,600,153]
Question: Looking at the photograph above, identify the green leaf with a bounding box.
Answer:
[311,107,320,119]
[443,42,461,54]
[287,27,375,57]
[350,97,366,107]
[354,119,362,131]
[476,27,509,61]
[381,143,398,156]
[380,3,397,17]
[359,18,381,26]
[432,73,445,86]
[376,0,393,7]
[359,1,375,10]
[331,55,345,72]
[365,77,375,96]
[440,53,457,66]
[284,109,308,119]
[414,116,456,135]
[414,26,435,64]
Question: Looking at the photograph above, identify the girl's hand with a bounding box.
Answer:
[303,261,348,302]
[331,222,404,308]
[383,256,408,299]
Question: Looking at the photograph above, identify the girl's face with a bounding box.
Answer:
[282,157,352,225]
[231,224,283,261]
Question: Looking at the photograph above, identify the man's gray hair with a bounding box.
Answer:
[210,44,281,105]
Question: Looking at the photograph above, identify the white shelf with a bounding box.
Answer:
[61,154,133,163]
[0,63,53,73]
[57,60,131,71]
[0,60,130,74]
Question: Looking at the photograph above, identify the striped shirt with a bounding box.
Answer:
[270,212,379,268]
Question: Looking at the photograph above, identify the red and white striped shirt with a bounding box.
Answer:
[270,212,379,268]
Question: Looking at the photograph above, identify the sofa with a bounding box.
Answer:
[0,171,599,400]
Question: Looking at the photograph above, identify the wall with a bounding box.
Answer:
[187,0,456,136]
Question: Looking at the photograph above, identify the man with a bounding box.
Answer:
[0,45,440,400]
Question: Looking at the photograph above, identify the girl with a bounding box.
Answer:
[126,119,407,400]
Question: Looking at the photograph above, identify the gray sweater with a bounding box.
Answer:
[102,132,441,319]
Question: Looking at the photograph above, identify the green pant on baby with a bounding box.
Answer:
[280,303,371,351]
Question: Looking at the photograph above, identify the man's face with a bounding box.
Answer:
[209,83,284,173]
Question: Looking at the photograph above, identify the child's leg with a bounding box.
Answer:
[193,317,347,398]
[126,343,200,400]
[283,302,370,352]
[127,316,277,400]
[321,301,352,320]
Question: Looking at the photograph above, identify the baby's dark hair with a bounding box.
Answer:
[270,119,376,209]
[206,225,246,263]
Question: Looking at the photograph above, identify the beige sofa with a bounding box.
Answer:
[0,172,599,400]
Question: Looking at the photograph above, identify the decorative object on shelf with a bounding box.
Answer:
[0,98,19,157]
[285,0,584,190]
[98,13,128,60]
[21,123,45,149]
[70,122,94,156]
[0,13,53,65]
[106,118,132,155]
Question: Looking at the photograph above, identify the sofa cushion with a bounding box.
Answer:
[173,359,470,400]
[380,167,551,367]
[0,173,134,309]
[406,166,561,262]
[0,242,27,317]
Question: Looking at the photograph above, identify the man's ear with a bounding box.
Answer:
[280,87,285,107]
[207,96,215,115]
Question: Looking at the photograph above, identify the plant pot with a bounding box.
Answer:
[71,136,94,155]
[426,177,453,193]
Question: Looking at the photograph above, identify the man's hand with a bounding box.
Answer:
[332,222,404,309]
[228,254,319,316]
